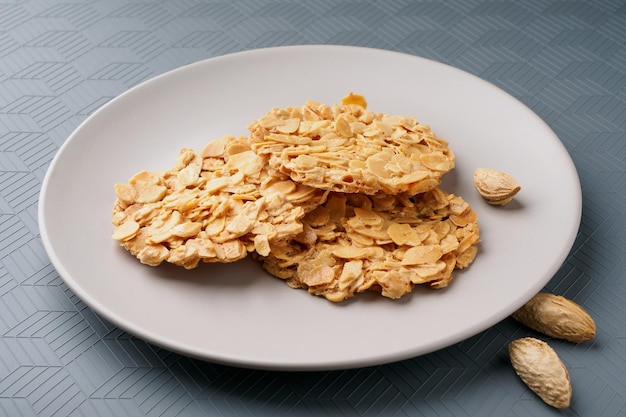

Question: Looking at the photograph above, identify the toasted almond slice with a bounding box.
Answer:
[112,220,140,241]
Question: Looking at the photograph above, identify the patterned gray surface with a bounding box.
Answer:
[1,0,625,415]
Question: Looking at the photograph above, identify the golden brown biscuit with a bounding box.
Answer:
[248,99,455,195]
[111,136,328,269]
[256,188,480,302]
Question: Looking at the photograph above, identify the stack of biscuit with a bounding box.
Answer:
[112,94,480,302]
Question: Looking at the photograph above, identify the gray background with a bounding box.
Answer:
[1,0,625,416]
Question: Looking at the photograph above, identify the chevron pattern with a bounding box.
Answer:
[1,0,625,416]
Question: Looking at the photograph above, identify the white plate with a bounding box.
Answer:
[39,45,581,370]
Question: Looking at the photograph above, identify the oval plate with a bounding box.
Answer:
[39,45,581,370]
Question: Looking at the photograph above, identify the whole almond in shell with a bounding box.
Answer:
[473,168,521,205]
[509,337,571,409]
[512,292,596,343]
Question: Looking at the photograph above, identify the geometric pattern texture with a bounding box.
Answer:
[1,0,625,416]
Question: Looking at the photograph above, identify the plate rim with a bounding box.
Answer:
[38,44,582,370]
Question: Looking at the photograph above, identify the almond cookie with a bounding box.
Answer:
[248,98,455,195]
[111,135,328,269]
[256,188,480,302]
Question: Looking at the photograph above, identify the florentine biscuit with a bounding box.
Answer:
[112,135,328,269]
[248,99,455,195]
[256,188,480,302]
